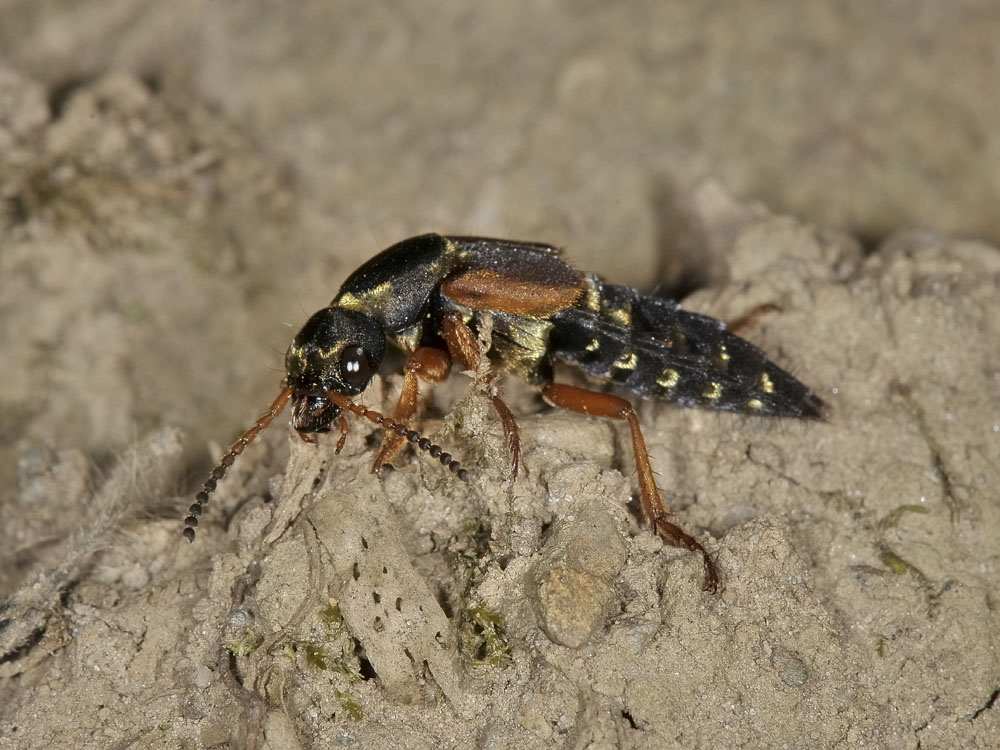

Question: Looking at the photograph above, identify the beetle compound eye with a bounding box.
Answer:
[340,345,373,387]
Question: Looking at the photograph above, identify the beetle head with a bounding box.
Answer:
[285,307,385,433]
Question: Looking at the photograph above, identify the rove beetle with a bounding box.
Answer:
[184,234,824,592]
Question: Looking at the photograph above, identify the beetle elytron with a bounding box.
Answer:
[184,234,825,592]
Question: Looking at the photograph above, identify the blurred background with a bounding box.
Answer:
[1,0,997,503]
[3,5,999,746]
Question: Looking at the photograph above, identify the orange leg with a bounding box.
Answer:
[541,383,719,592]
[334,415,349,455]
[372,346,451,472]
[727,302,780,335]
[440,312,521,478]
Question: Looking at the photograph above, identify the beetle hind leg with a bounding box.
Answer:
[541,383,719,592]
[726,302,781,335]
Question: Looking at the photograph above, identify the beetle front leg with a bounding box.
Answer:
[372,346,451,473]
[541,383,720,593]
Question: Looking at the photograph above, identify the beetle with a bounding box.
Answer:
[184,234,825,592]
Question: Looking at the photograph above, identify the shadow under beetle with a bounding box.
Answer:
[184,234,825,592]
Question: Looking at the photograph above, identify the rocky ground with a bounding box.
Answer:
[1,3,998,749]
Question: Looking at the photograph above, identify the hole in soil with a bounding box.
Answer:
[621,709,639,730]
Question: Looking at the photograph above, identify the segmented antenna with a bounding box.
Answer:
[184,386,470,541]
[184,386,293,541]
[324,391,471,482]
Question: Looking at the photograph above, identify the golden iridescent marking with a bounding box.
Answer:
[657,368,680,390]
[613,352,638,370]
[605,306,631,327]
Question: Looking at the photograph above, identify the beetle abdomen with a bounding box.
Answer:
[549,278,824,419]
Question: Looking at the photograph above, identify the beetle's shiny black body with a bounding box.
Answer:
[548,277,824,417]
[285,233,823,434]
[188,233,823,591]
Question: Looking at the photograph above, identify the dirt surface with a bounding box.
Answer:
[2,4,999,749]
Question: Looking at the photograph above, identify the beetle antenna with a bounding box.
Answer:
[184,386,471,542]
[183,385,293,542]
[325,391,471,482]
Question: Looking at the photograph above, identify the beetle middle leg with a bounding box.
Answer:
[540,383,719,592]
[440,312,521,478]
[372,346,451,472]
